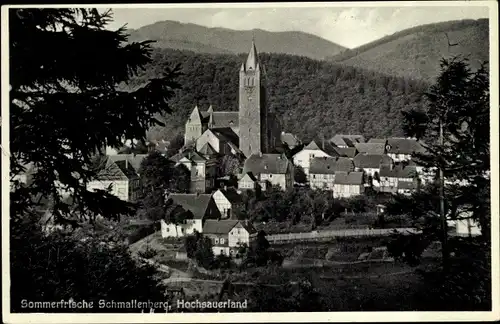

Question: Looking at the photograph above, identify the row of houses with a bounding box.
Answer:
[292,135,429,196]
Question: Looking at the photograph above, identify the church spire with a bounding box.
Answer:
[245,38,259,71]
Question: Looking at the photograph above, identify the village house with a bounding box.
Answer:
[330,134,365,148]
[333,171,365,198]
[212,187,243,219]
[174,150,218,193]
[86,158,140,202]
[309,156,354,191]
[203,220,257,256]
[242,153,294,190]
[385,137,426,162]
[292,139,339,177]
[237,172,261,191]
[353,153,394,179]
[378,164,419,194]
[160,193,221,238]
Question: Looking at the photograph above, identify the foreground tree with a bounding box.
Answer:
[387,57,490,310]
[9,9,181,311]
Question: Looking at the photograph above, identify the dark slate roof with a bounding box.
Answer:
[309,157,354,174]
[281,132,300,147]
[203,219,239,234]
[367,138,387,144]
[386,138,426,155]
[334,171,364,185]
[330,134,365,147]
[211,127,239,148]
[186,151,207,162]
[303,140,339,157]
[354,143,386,155]
[218,188,242,204]
[379,164,418,179]
[332,147,358,158]
[243,154,290,175]
[167,194,213,219]
[203,111,239,128]
[108,154,147,172]
[96,159,137,180]
[353,153,393,169]
[398,180,418,190]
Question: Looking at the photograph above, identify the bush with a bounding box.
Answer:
[138,245,157,259]
[126,223,156,245]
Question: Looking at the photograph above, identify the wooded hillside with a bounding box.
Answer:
[125,49,430,143]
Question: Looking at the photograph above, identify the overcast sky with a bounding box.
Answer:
[106,5,489,48]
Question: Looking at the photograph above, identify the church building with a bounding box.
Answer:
[184,40,281,158]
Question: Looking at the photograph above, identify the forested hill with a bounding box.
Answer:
[127,20,345,60]
[126,48,429,143]
[326,19,489,81]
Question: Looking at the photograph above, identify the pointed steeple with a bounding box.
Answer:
[245,39,259,71]
[188,105,202,124]
[208,109,214,128]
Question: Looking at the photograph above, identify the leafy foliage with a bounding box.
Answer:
[10,9,181,222]
[293,165,307,184]
[9,9,179,312]
[10,218,166,313]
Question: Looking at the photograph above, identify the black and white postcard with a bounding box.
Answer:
[2,1,499,323]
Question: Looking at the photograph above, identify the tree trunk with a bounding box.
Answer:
[439,119,449,271]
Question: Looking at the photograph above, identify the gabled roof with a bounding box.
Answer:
[108,154,147,173]
[281,132,300,148]
[332,147,358,158]
[309,157,354,174]
[203,219,240,234]
[379,164,418,179]
[96,159,138,181]
[354,143,386,155]
[330,134,365,147]
[199,142,218,156]
[386,138,426,155]
[167,194,213,220]
[243,154,290,175]
[211,127,239,148]
[209,112,239,129]
[239,172,258,182]
[217,188,242,204]
[236,221,257,234]
[334,171,364,185]
[353,153,393,169]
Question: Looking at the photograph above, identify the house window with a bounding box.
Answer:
[270,174,272,178]
[166,228,170,232]
[220,238,225,244]
[313,175,316,179]
[220,249,225,255]
[237,229,240,234]
[215,238,219,244]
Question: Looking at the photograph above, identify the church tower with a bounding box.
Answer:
[238,40,270,158]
